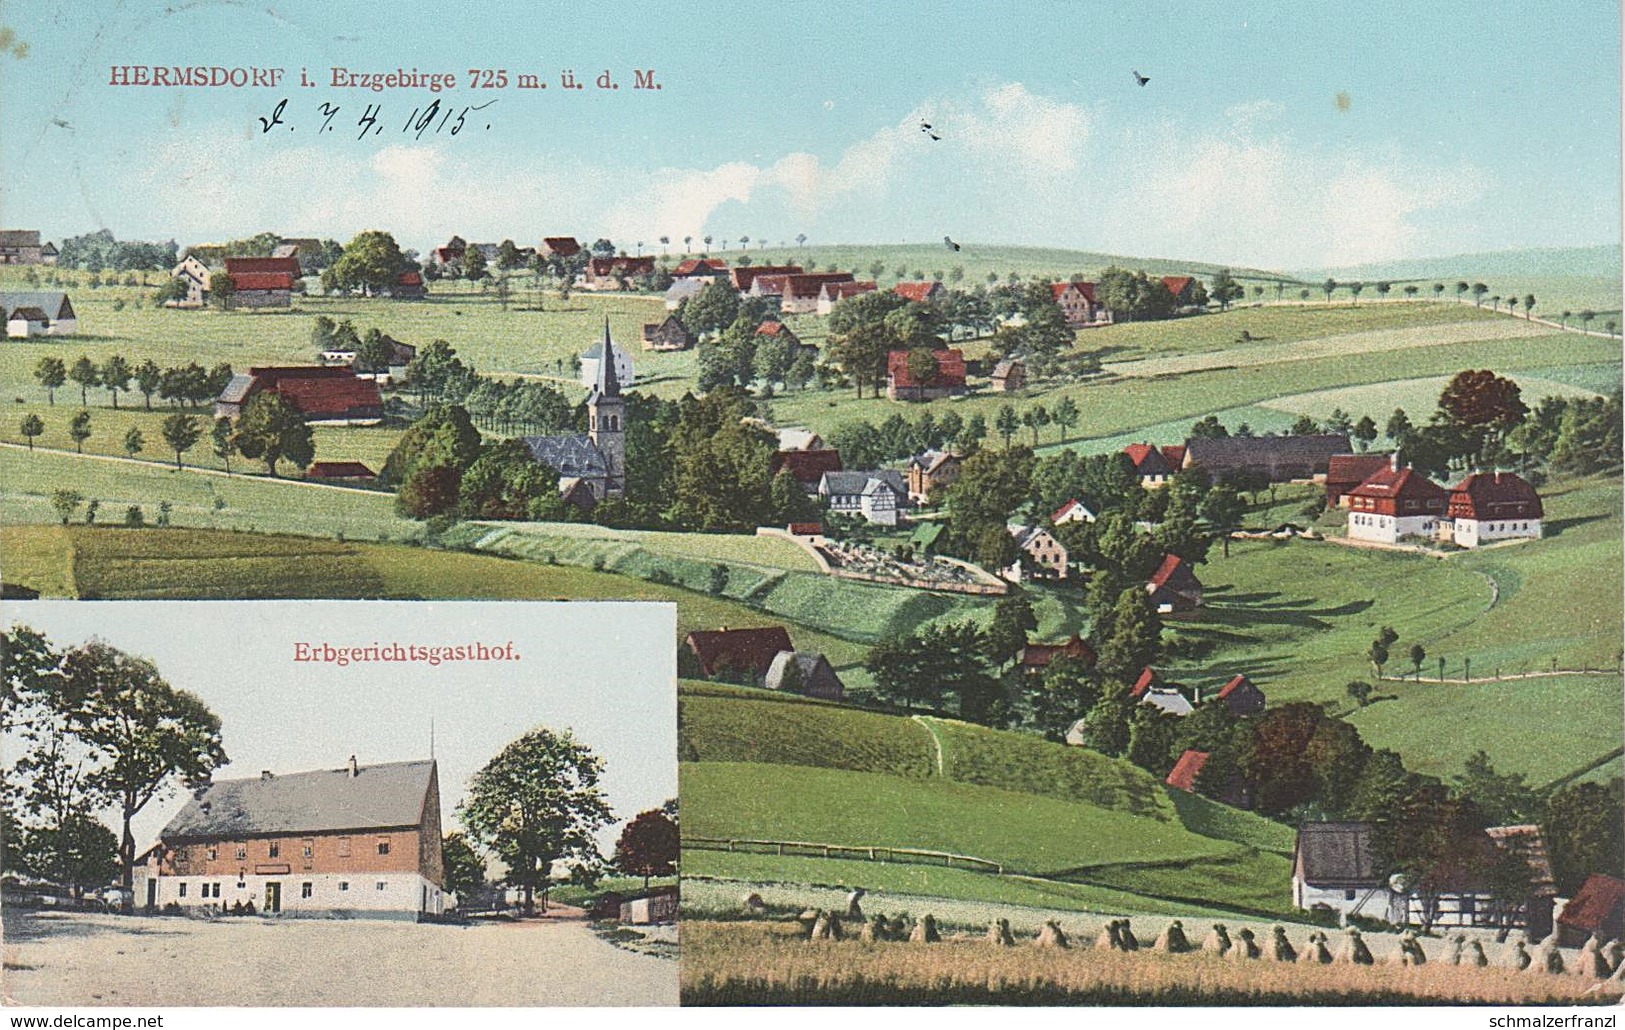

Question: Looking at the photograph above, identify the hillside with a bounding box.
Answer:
[679,681,1297,916]
[1305,244,1623,281]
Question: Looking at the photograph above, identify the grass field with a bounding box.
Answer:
[763,315,1616,442]
[679,684,1300,915]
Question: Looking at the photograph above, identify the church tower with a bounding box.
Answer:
[587,318,626,498]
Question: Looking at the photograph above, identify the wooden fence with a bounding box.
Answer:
[683,835,1004,874]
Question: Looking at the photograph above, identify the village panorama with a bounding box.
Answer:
[0,225,1621,1005]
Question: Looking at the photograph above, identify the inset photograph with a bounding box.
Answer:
[2,600,677,1006]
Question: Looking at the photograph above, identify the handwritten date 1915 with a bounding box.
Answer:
[257,97,497,139]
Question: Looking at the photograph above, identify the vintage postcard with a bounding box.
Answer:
[0,0,1621,1011]
[2,600,679,1006]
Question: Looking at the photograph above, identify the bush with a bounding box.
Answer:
[646,568,676,586]
[123,505,145,527]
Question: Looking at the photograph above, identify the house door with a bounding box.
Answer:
[265,881,281,913]
[146,879,156,911]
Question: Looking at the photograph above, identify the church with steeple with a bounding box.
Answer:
[522,319,628,508]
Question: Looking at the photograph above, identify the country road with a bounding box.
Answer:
[2,910,677,1007]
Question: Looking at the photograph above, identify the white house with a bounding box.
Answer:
[1439,471,1543,548]
[1050,498,1098,525]
[818,470,908,526]
[2,291,77,336]
[1344,461,1450,545]
[579,338,636,389]
[1291,823,1407,924]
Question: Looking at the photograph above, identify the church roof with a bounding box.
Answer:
[523,433,608,478]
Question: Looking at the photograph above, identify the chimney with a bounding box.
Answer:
[348,754,359,777]
[1391,451,1400,472]
[260,770,273,781]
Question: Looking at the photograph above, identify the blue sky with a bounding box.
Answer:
[2,0,1618,270]
[5,601,678,852]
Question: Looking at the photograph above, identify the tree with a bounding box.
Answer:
[332,230,409,294]
[68,357,99,406]
[100,355,131,409]
[49,489,82,525]
[1346,680,1373,706]
[1052,396,1080,443]
[54,640,227,903]
[1408,643,1426,680]
[984,594,1038,670]
[685,278,741,337]
[441,831,487,904]
[1543,778,1624,896]
[459,727,612,914]
[613,808,679,888]
[19,413,43,451]
[1023,404,1051,446]
[211,417,235,475]
[160,413,201,469]
[1471,282,1488,306]
[994,405,1020,448]
[209,271,237,310]
[1095,588,1162,682]
[34,357,66,406]
[1197,483,1246,558]
[133,360,162,410]
[397,464,464,518]
[1368,639,1390,679]
[1438,369,1528,461]
[1352,415,1378,451]
[1454,750,1543,826]
[1208,269,1244,311]
[67,410,92,453]
[122,426,144,460]
[232,393,314,476]
[1322,278,1337,303]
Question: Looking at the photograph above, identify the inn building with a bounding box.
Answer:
[135,757,446,919]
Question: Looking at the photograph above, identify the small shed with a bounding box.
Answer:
[763,650,845,701]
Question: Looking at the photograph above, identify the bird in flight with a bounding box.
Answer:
[1132,70,1150,87]
[943,236,961,252]
[920,120,941,141]
[50,118,73,130]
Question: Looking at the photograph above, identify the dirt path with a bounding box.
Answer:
[2,910,676,1007]
[912,715,946,776]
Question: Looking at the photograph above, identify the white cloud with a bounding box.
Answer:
[122,85,1480,269]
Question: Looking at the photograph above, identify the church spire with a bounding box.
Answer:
[591,317,620,400]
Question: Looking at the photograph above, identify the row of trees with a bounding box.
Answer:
[33,355,233,410]
[18,395,313,476]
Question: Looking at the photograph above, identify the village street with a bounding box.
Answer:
[2,909,677,1007]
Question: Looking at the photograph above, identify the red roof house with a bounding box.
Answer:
[885,348,967,401]
[1049,281,1101,327]
[1130,667,1164,698]
[1326,453,1396,507]
[306,461,377,482]
[672,258,728,278]
[214,366,382,424]
[1161,276,1197,305]
[1346,460,1450,543]
[230,271,293,292]
[1447,471,1544,522]
[1146,554,1203,613]
[1017,634,1097,674]
[684,627,795,681]
[1557,873,1625,947]
[540,237,581,257]
[224,255,302,278]
[817,280,877,313]
[1124,443,1178,486]
[892,281,944,304]
[771,448,843,487]
[394,270,426,299]
[1165,749,1209,792]
[1215,674,1266,716]
[729,265,803,292]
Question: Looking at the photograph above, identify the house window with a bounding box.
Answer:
[206,845,218,861]
[179,883,188,898]
[339,881,350,892]
[1344,889,1357,901]
[268,841,280,858]
[376,881,387,892]
[208,883,221,898]
[235,844,246,860]
[1459,896,1476,917]
[377,840,391,856]
[302,840,313,859]
[337,836,351,857]
[301,882,313,899]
